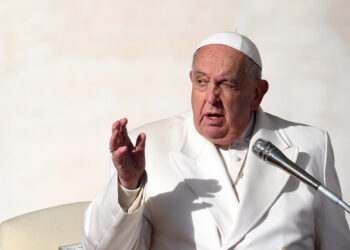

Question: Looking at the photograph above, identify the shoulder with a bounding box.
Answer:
[129,112,190,151]
[261,111,332,181]
[264,111,329,150]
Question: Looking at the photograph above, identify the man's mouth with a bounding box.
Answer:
[205,112,224,120]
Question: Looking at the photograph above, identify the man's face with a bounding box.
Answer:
[190,44,268,145]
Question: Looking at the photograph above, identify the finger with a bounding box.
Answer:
[120,118,134,148]
[112,120,121,132]
[109,129,117,151]
[120,117,128,128]
[134,133,146,152]
[110,118,130,149]
[109,128,122,151]
[120,118,129,138]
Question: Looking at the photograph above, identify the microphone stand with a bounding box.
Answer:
[252,138,350,214]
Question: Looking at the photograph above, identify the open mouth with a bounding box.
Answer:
[205,112,224,120]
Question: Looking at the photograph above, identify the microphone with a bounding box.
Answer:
[252,138,350,214]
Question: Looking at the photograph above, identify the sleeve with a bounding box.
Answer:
[119,179,143,212]
[314,132,350,249]
[82,172,152,250]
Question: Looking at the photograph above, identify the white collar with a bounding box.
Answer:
[218,112,256,151]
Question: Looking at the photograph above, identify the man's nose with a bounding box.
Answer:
[206,84,221,104]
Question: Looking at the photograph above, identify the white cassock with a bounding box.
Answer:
[82,108,350,250]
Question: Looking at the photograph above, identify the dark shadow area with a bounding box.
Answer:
[283,152,311,193]
[148,178,221,249]
[296,152,311,170]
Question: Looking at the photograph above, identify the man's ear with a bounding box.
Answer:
[189,71,193,82]
[251,79,269,110]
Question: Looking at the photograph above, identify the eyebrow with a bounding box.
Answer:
[219,78,238,84]
[193,71,239,84]
[193,71,207,76]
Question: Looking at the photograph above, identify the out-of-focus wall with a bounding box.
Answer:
[1,0,349,224]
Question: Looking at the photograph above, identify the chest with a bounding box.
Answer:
[143,163,318,250]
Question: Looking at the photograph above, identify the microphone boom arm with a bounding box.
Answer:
[252,138,350,214]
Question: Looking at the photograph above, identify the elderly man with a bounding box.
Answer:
[82,32,350,249]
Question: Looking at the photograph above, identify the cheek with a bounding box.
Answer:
[191,93,202,129]
[223,95,251,119]
[191,91,204,114]
[191,92,197,113]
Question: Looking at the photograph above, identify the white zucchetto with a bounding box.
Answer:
[195,32,262,69]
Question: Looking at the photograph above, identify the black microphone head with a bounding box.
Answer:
[252,138,276,160]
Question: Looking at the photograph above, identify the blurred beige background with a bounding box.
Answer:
[1,0,349,224]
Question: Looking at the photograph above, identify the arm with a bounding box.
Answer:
[315,132,350,249]
[82,118,151,250]
[82,173,151,250]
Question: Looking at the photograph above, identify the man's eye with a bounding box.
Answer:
[220,82,236,90]
[197,79,207,86]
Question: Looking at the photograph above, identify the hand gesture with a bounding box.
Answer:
[109,118,146,189]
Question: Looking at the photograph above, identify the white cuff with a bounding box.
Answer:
[118,175,146,211]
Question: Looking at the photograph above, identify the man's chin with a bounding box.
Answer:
[200,129,231,145]
[207,137,232,146]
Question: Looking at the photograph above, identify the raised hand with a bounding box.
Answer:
[109,118,146,189]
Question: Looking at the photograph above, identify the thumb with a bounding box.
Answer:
[135,133,146,152]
